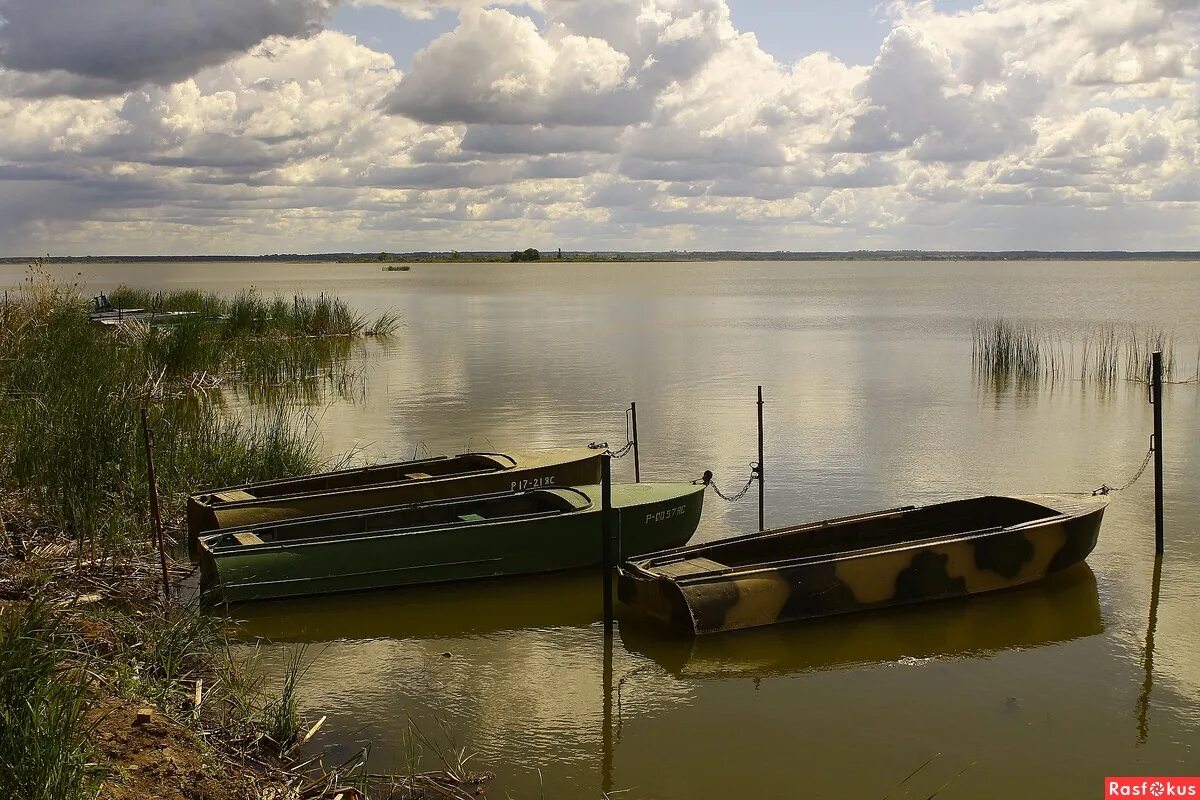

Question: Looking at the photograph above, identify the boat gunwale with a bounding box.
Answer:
[201,482,707,557]
[191,450,522,505]
[201,485,598,554]
[637,503,923,568]
[630,494,1106,587]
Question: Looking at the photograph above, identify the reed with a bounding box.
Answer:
[972,317,1189,387]
[0,603,101,800]
[0,272,393,552]
[106,284,400,338]
[261,646,309,754]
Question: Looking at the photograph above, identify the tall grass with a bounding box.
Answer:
[0,272,392,554]
[106,285,400,338]
[0,302,321,548]
[0,603,100,800]
[972,317,1191,387]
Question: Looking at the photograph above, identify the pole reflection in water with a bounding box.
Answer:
[1136,556,1164,746]
[602,623,614,796]
[620,564,1103,680]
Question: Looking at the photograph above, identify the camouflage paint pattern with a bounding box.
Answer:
[617,494,1107,635]
[620,564,1103,678]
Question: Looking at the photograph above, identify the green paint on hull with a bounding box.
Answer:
[199,482,705,603]
[185,447,602,557]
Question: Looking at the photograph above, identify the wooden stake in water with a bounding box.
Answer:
[1150,351,1164,555]
[141,408,171,600]
[601,453,614,627]
[630,401,641,483]
[757,385,765,532]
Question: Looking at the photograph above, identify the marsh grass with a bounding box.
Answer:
[973,317,1191,388]
[0,271,392,551]
[107,285,400,338]
[0,603,101,800]
[261,645,309,754]
[0,270,480,798]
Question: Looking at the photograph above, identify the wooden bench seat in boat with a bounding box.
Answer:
[232,532,265,546]
[652,557,727,579]
[214,490,256,503]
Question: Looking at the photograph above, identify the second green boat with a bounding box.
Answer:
[198,481,706,603]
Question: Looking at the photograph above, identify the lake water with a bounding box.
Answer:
[19,259,1200,798]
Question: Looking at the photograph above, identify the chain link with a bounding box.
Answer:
[607,440,635,459]
[1093,445,1154,495]
[588,440,635,458]
[707,463,759,502]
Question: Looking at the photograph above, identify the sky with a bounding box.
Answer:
[0,0,1197,256]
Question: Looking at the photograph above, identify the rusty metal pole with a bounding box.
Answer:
[141,408,171,600]
[630,401,641,483]
[601,452,614,628]
[757,385,765,532]
[1151,351,1164,555]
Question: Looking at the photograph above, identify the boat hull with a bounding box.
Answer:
[199,482,705,604]
[186,447,602,555]
[618,494,1106,635]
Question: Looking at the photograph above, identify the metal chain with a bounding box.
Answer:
[1093,445,1154,495]
[708,463,758,502]
[588,440,635,458]
[607,440,635,459]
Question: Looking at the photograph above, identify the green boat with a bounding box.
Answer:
[186,447,602,554]
[197,481,706,603]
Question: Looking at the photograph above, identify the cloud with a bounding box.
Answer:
[384,7,638,125]
[1,0,1198,255]
[834,26,1044,162]
[0,0,332,95]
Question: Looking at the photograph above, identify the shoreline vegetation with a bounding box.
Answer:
[4,249,1200,265]
[0,266,490,800]
[972,317,1200,387]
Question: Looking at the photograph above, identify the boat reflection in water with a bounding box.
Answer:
[235,569,606,642]
[620,563,1103,680]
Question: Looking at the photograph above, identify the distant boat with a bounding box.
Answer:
[618,494,1107,635]
[88,308,200,326]
[186,447,604,553]
[198,482,706,603]
[88,292,201,326]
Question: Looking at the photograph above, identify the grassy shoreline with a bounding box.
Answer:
[0,268,487,800]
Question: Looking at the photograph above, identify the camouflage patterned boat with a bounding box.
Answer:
[617,493,1107,635]
[186,447,601,554]
[198,481,706,603]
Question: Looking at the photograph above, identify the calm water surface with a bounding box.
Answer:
[17,260,1200,798]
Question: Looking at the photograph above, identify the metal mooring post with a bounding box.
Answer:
[630,401,641,483]
[757,385,765,532]
[601,452,614,627]
[141,408,171,600]
[1150,351,1164,555]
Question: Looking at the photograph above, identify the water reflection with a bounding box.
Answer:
[1136,556,1163,746]
[236,571,604,641]
[622,565,1102,680]
[50,260,1200,799]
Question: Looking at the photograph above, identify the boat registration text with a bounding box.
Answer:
[511,475,556,491]
[647,505,688,524]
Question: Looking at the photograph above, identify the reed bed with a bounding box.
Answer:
[972,317,1193,387]
[106,285,401,338]
[0,270,478,799]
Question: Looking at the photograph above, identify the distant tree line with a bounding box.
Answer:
[510,248,540,262]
